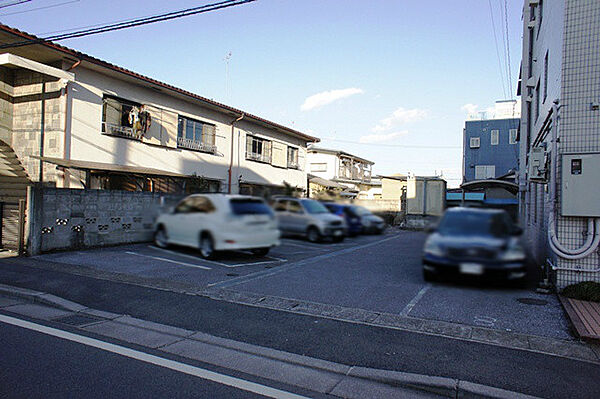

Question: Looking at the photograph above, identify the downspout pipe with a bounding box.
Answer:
[38,79,46,183]
[228,114,244,193]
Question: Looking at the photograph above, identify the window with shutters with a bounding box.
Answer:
[245,135,272,163]
[177,116,217,153]
[469,137,480,148]
[475,165,495,180]
[287,147,299,169]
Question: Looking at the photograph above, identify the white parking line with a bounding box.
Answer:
[400,284,431,317]
[0,315,310,399]
[147,246,286,268]
[279,240,327,249]
[125,251,212,270]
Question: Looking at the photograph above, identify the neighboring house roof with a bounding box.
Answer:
[460,179,519,195]
[307,146,374,165]
[35,156,209,179]
[308,175,345,189]
[0,24,319,144]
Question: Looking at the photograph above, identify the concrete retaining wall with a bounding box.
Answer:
[27,186,184,254]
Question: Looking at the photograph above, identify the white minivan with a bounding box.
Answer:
[154,194,280,258]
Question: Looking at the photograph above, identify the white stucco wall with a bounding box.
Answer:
[306,151,338,180]
[66,65,309,192]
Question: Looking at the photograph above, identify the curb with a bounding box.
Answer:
[0,283,544,399]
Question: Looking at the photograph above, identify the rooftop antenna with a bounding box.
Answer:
[224,51,232,103]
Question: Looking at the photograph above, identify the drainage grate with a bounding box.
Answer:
[54,314,102,326]
[517,298,548,306]
[226,273,239,277]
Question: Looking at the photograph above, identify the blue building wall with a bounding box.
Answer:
[463,118,520,182]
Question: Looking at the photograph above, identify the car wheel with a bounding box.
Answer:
[154,226,168,248]
[199,234,216,259]
[307,226,321,243]
[333,235,344,243]
[251,247,270,257]
[423,269,437,282]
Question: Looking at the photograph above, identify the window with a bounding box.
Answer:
[509,129,518,144]
[475,165,495,180]
[543,51,548,103]
[469,137,480,148]
[245,135,272,163]
[287,147,300,169]
[310,163,327,172]
[490,130,499,146]
[102,95,143,140]
[177,116,216,153]
[288,200,303,214]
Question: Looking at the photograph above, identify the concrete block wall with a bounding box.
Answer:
[0,66,13,143]
[27,186,184,254]
[11,70,64,184]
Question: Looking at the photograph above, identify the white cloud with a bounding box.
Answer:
[461,103,478,114]
[301,88,364,111]
[359,130,409,143]
[372,107,427,132]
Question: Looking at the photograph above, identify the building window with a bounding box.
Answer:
[310,163,327,172]
[469,137,480,148]
[245,135,272,163]
[535,80,541,122]
[177,116,217,153]
[509,129,518,144]
[287,147,299,169]
[102,95,143,140]
[475,165,495,180]
[543,51,548,103]
[490,130,499,146]
[527,29,534,79]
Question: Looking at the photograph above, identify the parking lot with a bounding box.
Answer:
[33,229,572,341]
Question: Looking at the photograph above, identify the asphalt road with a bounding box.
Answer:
[0,319,275,399]
[0,263,598,399]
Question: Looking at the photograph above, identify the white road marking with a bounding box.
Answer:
[125,251,212,270]
[400,284,431,317]
[148,246,286,268]
[0,314,309,399]
[474,316,497,328]
[279,240,325,249]
[147,246,232,267]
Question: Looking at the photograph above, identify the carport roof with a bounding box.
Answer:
[34,156,208,179]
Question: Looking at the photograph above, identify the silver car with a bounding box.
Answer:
[272,198,346,242]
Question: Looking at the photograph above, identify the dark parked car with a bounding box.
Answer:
[422,207,526,282]
[323,203,363,236]
[351,205,386,234]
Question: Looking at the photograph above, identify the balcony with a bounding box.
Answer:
[102,122,142,141]
[246,151,271,164]
[177,137,217,154]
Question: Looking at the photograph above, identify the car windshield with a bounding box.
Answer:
[437,211,512,237]
[301,200,330,214]
[230,199,273,215]
[352,206,372,216]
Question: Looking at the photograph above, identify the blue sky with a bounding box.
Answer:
[0,0,523,187]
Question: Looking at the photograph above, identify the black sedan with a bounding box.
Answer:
[422,207,527,282]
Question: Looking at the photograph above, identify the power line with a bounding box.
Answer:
[503,0,513,99]
[0,0,79,17]
[0,0,32,10]
[487,0,507,99]
[0,0,256,49]
[321,137,461,149]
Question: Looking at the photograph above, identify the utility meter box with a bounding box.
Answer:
[528,147,547,181]
[561,153,600,217]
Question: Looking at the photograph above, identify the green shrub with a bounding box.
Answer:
[561,281,600,302]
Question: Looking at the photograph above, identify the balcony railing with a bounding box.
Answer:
[102,122,142,140]
[287,160,300,170]
[246,151,271,164]
[177,137,217,153]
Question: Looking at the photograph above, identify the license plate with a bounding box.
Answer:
[333,230,342,236]
[460,263,483,275]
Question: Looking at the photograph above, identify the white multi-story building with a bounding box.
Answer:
[519,0,600,287]
[306,146,381,198]
[0,24,317,201]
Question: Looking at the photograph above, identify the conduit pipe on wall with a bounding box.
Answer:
[228,114,244,193]
[546,100,600,259]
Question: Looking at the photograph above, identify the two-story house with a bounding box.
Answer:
[306,146,380,198]
[0,24,318,206]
